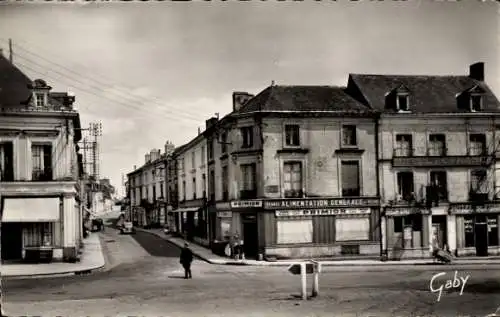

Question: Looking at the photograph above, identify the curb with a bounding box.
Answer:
[3,263,106,280]
[136,229,500,267]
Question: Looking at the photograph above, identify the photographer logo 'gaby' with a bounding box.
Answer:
[430,271,470,302]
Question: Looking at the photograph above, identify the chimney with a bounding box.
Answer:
[133,165,137,170]
[198,127,201,135]
[205,117,218,130]
[232,92,254,112]
[469,62,484,81]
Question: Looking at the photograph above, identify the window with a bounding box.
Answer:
[32,144,52,181]
[341,161,360,197]
[202,173,206,198]
[430,171,448,201]
[160,183,164,199]
[276,219,313,244]
[222,166,229,201]
[24,223,54,247]
[471,169,488,193]
[469,134,486,156]
[470,94,482,112]
[35,93,45,107]
[285,125,300,146]
[208,139,214,160]
[182,180,186,201]
[201,145,205,164]
[488,216,498,246]
[153,185,156,201]
[428,134,446,156]
[393,215,422,247]
[240,163,256,199]
[342,125,357,147]
[192,177,197,199]
[397,94,410,111]
[395,134,412,157]
[191,152,195,169]
[283,162,302,198]
[241,127,253,148]
[221,132,228,154]
[0,142,14,181]
[219,218,232,240]
[335,218,370,241]
[396,171,414,201]
[464,216,475,247]
[209,170,215,201]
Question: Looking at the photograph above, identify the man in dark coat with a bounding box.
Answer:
[180,242,193,279]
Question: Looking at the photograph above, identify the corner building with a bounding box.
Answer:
[347,62,500,259]
[210,86,381,259]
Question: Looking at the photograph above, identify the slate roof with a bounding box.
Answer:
[0,54,32,107]
[349,74,500,113]
[235,85,375,115]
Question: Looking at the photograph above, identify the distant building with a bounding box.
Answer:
[0,54,84,263]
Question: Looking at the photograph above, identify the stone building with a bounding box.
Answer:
[0,54,83,263]
[346,62,500,259]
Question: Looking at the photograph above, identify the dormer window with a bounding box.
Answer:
[397,94,410,112]
[470,94,482,112]
[35,92,45,107]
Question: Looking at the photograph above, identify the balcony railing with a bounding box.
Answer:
[427,145,447,157]
[32,168,53,181]
[392,146,490,168]
[393,147,413,157]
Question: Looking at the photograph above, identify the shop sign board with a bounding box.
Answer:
[217,211,232,218]
[275,208,371,217]
[450,203,500,214]
[230,200,263,209]
[265,197,379,210]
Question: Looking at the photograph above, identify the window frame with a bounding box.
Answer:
[395,134,413,157]
[284,124,301,147]
[428,133,447,156]
[469,133,487,156]
[396,171,415,201]
[341,125,357,147]
[240,126,254,149]
[396,93,410,112]
[340,160,361,197]
[470,94,483,112]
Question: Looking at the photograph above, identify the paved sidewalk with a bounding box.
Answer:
[1,232,105,279]
[138,228,500,267]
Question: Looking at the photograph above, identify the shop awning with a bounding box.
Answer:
[2,198,60,222]
[172,207,200,213]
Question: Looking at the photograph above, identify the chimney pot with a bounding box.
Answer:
[469,62,485,81]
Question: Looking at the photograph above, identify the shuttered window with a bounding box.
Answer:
[335,218,370,241]
[276,219,313,244]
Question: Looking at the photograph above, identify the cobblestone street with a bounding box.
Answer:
[2,229,500,316]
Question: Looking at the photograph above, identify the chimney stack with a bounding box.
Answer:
[198,127,201,135]
[133,165,137,170]
[205,117,218,130]
[469,62,484,81]
[232,92,254,112]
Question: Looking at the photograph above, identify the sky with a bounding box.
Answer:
[0,0,498,197]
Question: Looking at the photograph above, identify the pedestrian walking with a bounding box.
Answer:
[180,242,193,279]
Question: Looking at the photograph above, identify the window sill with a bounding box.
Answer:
[335,148,364,155]
[277,148,309,154]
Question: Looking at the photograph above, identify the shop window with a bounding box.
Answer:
[335,217,370,241]
[220,218,231,240]
[394,216,403,233]
[488,216,498,246]
[394,215,421,232]
[464,216,475,248]
[276,219,313,244]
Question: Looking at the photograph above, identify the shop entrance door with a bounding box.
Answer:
[432,216,447,249]
[1,222,23,261]
[241,213,258,259]
[475,215,489,256]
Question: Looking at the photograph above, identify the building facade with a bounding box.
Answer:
[0,55,83,263]
[174,133,209,246]
[128,147,168,227]
[346,62,500,259]
[209,87,380,259]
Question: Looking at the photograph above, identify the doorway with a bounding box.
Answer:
[475,215,489,256]
[1,222,23,261]
[432,215,447,249]
[241,213,258,259]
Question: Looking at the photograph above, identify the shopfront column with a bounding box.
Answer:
[427,215,433,247]
[447,215,457,251]
[380,216,387,252]
[422,214,429,249]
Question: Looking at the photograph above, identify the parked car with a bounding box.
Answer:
[120,221,136,234]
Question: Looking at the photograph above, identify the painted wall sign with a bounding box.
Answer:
[450,203,500,214]
[217,211,232,218]
[274,208,371,217]
[265,198,378,209]
[385,208,420,216]
[230,200,263,208]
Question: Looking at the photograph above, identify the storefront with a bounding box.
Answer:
[263,197,380,259]
[212,200,262,258]
[450,203,500,257]
[383,206,431,260]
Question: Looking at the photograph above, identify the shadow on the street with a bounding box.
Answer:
[167,275,186,279]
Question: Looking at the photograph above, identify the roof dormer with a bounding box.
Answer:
[28,79,51,108]
[385,84,411,112]
[467,85,485,112]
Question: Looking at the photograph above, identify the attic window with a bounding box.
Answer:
[470,94,482,112]
[35,93,45,107]
[397,94,410,112]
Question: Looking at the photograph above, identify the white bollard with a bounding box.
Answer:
[311,260,321,298]
[300,262,307,300]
